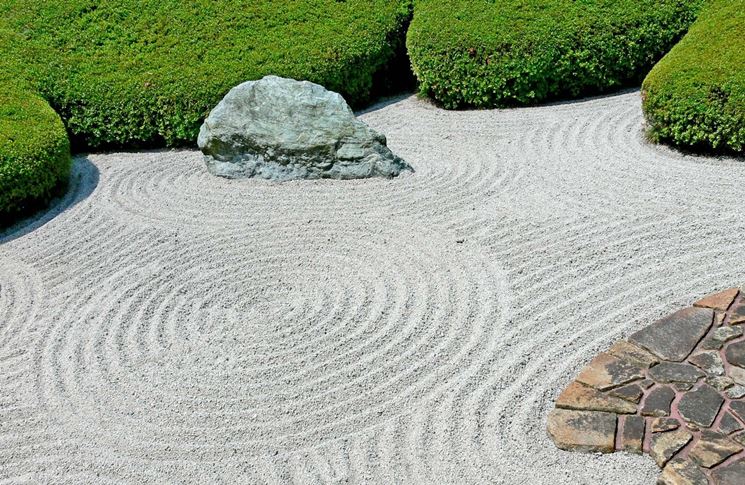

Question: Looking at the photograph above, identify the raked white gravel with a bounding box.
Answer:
[1,90,744,484]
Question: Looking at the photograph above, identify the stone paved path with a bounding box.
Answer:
[548,288,745,484]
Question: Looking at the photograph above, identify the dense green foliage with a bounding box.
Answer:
[642,0,744,154]
[0,24,70,223]
[407,0,703,109]
[1,0,412,150]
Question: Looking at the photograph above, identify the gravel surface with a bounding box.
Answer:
[1,90,744,484]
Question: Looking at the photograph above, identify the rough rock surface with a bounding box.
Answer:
[548,288,745,483]
[197,76,412,180]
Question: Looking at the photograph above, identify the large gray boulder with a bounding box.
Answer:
[197,76,412,180]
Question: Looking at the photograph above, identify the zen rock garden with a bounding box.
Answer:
[198,76,413,181]
[548,288,745,484]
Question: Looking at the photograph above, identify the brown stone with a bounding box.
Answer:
[607,340,659,367]
[694,288,740,311]
[711,458,745,485]
[689,430,742,468]
[546,409,616,453]
[725,341,745,368]
[629,307,713,362]
[609,383,644,404]
[651,417,681,433]
[701,325,743,350]
[658,458,709,485]
[575,352,644,391]
[719,412,744,435]
[650,429,693,467]
[649,362,705,383]
[641,386,676,417]
[620,415,645,454]
[556,381,637,414]
[678,383,724,428]
[689,351,725,377]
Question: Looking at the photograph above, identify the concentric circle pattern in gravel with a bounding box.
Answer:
[1,90,744,483]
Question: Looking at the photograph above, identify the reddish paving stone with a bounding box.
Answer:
[694,288,740,311]
[641,386,675,417]
[555,381,636,414]
[678,383,724,428]
[689,430,742,468]
[658,458,709,485]
[546,409,616,453]
[629,307,713,362]
[650,429,693,467]
[620,415,644,454]
[575,352,644,391]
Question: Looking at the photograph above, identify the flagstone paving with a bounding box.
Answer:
[547,288,745,484]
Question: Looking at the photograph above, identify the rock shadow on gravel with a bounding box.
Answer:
[0,157,99,244]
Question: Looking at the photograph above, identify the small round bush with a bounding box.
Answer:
[407,0,703,109]
[642,0,745,154]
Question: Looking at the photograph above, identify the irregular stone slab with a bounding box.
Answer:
[689,430,742,468]
[719,412,744,435]
[648,362,705,383]
[546,409,616,453]
[651,417,680,433]
[641,386,676,417]
[629,307,713,362]
[609,383,643,404]
[678,384,724,428]
[197,76,413,180]
[673,382,694,392]
[727,385,745,399]
[658,458,709,485]
[729,401,745,423]
[701,325,743,350]
[689,351,725,377]
[575,353,644,391]
[607,340,658,367]
[708,376,735,391]
[694,288,740,311]
[650,429,693,467]
[639,379,655,389]
[555,381,636,414]
[726,341,745,368]
[711,459,745,485]
[731,303,745,325]
[729,366,745,386]
[620,415,644,454]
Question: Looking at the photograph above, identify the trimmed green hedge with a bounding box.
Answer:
[407,0,703,109]
[1,0,413,150]
[642,0,745,154]
[0,24,70,224]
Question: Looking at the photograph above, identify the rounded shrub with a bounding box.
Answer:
[407,0,703,109]
[2,0,413,150]
[642,0,745,154]
[0,22,70,222]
